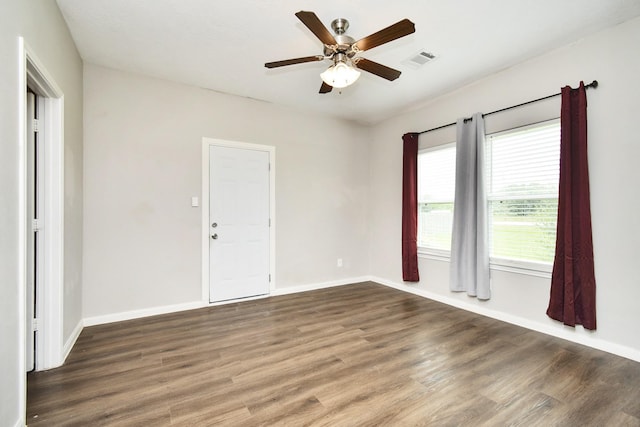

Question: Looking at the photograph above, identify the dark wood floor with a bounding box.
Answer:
[27,282,640,426]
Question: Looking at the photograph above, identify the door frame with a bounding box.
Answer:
[201,138,276,304]
[19,38,65,373]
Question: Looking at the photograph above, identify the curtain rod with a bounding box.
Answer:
[417,80,598,135]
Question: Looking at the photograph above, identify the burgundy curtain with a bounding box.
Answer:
[546,82,596,330]
[402,133,420,282]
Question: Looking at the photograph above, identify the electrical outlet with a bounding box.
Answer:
[337,258,343,267]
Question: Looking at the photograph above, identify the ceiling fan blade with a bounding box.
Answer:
[355,58,402,81]
[319,81,333,94]
[295,11,337,46]
[354,19,415,52]
[265,55,324,68]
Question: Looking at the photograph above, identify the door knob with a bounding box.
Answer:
[211,234,218,240]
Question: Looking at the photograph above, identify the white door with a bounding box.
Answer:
[209,145,270,302]
[26,91,39,371]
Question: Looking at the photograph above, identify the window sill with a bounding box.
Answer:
[490,258,552,278]
[417,248,552,279]
[418,248,450,262]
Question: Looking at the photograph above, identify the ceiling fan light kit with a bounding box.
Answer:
[320,54,361,88]
[265,11,415,94]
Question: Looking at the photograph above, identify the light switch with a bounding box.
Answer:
[191,196,199,207]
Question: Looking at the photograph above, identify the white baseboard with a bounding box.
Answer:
[371,276,640,363]
[83,301,206,327]
[271,276,371,297]
[77,277,640,363]
[83,278,370,327]
[62,319,84,363]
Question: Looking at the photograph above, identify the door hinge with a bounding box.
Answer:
[268,218,271,227]
[32,119,40,133]
[269,274,271,283]
[31,218,41,232]
[31,318,39,332]
[268,162,271,171]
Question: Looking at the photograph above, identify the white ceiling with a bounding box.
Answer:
[56,0,640,124]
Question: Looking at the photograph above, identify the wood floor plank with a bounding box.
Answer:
[27,282,640,426]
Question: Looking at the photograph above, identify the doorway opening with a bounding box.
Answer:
[20,38,65,375]
[25,88,42,372]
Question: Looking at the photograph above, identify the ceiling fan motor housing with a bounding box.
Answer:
[323,18,356,58]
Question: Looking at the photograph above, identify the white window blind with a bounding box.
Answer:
[486,119,560,265]
[417,144,456,251]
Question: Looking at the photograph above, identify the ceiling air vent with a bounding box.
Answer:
[403,51,437,69]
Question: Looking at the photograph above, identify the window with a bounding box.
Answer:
[417,144,456,253]
[418,119,560,272]
[486,120,560,266]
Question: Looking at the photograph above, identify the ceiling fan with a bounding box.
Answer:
[265,11,415,93]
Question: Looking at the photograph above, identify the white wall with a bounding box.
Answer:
[368,17,640,360]
[0,1,83,425]
[82,64,370,319]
